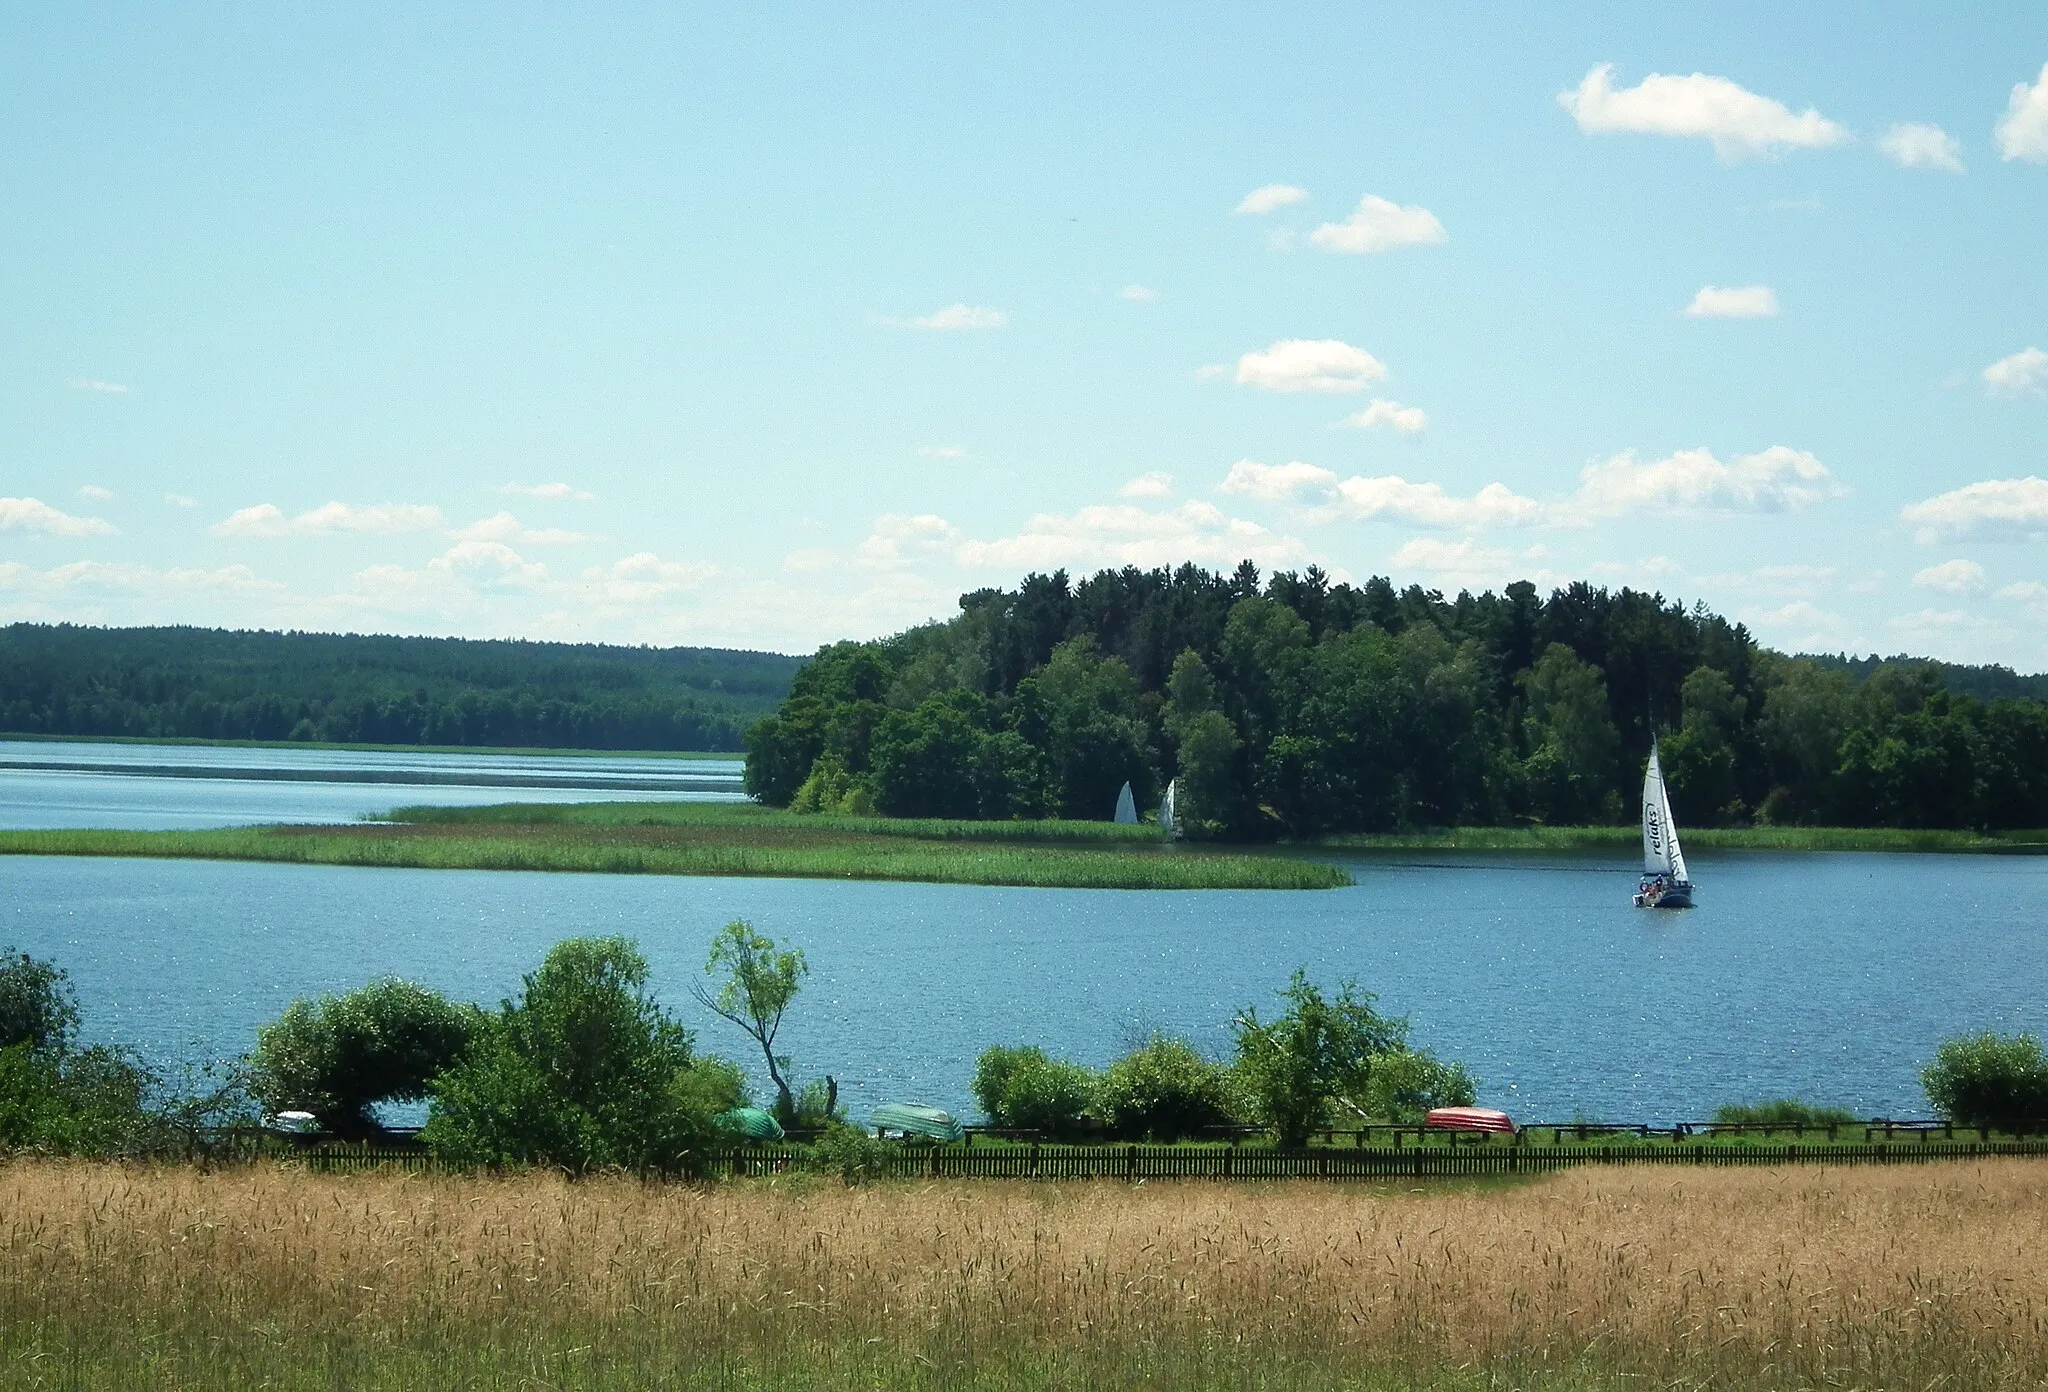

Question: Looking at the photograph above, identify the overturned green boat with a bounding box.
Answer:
[868,1103,963,1143]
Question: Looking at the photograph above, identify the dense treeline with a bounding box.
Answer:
[0,625,803,751]
[744,563,2048,834]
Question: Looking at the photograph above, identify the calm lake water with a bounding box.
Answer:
[5,847,2041,1125]
[0,740,744,829]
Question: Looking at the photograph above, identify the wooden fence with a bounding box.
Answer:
[240,1135,2048,1180]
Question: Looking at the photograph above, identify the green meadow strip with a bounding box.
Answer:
[0,825,1349,890]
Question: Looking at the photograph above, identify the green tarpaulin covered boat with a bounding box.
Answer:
[713,1107,786,1142]
[868,1103,964,1142]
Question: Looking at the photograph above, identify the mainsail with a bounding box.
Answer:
[1641,741,1689,881]
[1158,778,1178,837]
[1113,781,1138,825]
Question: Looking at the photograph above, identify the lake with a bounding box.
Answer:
[5,845,2041,1125]
[0,739,744,829]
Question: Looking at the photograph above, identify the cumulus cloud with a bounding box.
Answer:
[1562,446,1841,521]
[1684,285,1779,319]
[501,481,594,501]
[1878,122,1965,172]
[1901,476,2048,543]
[1913,559,1988,593]
[165,493,197,508]
[1235,183,1309,214]
[954,500,1308,574]
[1339,399,1428,433]
[1558,63,1847,160]
[855,513,961,571]
[1996,61,2048,162]
[1308,195,1448,253]
[1331,477,1543,529]
[1984,346,2048,397]
[0,497,118,537]
[1218,460,1339,504]
[919,445,967,460]
[1235,339,1387,393]
[77,485,115,502]
[450,512,589,546]
[1118,471,1175,500]
[1118,284,1158,302]
[211,501,446,537]
[897,304,1008,331]
[67,378,129,394]
[577,552,716,603]
[781,548,839,573]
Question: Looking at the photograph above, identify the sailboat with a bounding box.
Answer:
[1634,739,1694,909]
[1113,781,1138,825]
[1158,778,1179,839]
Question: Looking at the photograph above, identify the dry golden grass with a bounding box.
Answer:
[4,1159,2047,1389]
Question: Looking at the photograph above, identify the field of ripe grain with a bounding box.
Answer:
[3,1160,2045,1390]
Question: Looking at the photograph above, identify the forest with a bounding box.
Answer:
[0,625,802,752]
[743,563,2048,835]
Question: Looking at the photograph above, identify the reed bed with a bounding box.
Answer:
[391,799,1170,842]
[4,1160,2046,1390]
[0,823,1348,890]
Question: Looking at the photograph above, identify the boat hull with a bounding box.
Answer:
[1634,880,1694,909]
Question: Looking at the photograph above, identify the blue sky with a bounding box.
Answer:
[3,5,2046,663]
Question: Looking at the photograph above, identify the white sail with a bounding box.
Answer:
[1663,771,1690,884]
[1113,781,1138,824]
[1158,778,1177,837]
[1642,743,1675,877]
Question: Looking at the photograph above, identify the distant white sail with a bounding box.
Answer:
[1158,778,1177,837]
[1641,741,1688,880]
[1113,781,1138,824]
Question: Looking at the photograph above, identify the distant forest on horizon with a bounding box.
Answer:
[0,625,803,752]
[742,563,2048,834]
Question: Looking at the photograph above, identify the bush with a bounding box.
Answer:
[1711,1099,1859,1128]
[1922,1032,2048,1134]
[423,937,733,1174]
[0,1041,154,1156]
[0,949,80,1054]
[1233,971,1407,1147]
[972,1045,1096,1135]
[1361,1049,1479,1123]
[252,978,482,1136]
[811,1121,894,1185]
[1098,1035,1235,1140]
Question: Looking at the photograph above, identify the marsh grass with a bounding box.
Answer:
[4,1159,2046,1390]
[0,820,1348,890]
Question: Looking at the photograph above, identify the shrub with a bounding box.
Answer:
[252,978,482,1136]
[424,937,730,1174]
[1098,1035,1235,1140]
[1233,970,1407,1147]
[0,1041,154,1156]
[972,1045,1096,1135]
[1922,1032,2048,1134]
[1362,1049,1479,1123]
[811,1121,894,1185]
[0,949,80,1054]
[1711,1099,1860,1128]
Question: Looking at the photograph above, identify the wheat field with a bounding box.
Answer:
[3,1159,2045,1390]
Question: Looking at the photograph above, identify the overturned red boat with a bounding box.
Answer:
[1424,1106,1517,1135]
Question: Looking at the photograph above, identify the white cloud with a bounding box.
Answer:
[1331,476,1543,529]
[500,481,594,501]
[1995,61,2048,162]
[1902,476,2048,543]
[1744,600,1858,652]
[211,501,445,537]
[576,552,716,603]
[1218,459,1339,504]
[1984,346,2048,397]
[855,513,961,571]
[450,512,589,546]
[77,485,115,502]
[781,548,839,573]
[1118,471,1175,500]
[165,493,197,508]
[1562,446,1841,521]
[1338,399,1428,433]
[898,304,1007,331]
[1308,195,1448,254]
[1235,339,1387,393]
[0,497,118,537]
[1684,285,1779,319]
[1558,63,1848,160]
[431,541,551,588]
[1913,559,1988,593]
[919,445,967,460]
[1118,284,1158,303]
[67,378,128,394]
[1996,581,2048,613]
[1877,122,1964,172]
[954,500,1308,575]
[1235,183,1309,215]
